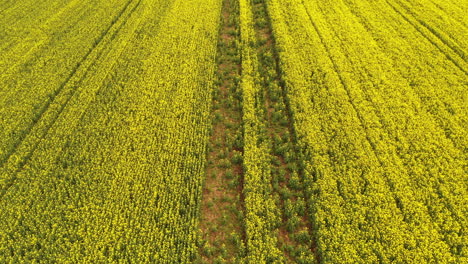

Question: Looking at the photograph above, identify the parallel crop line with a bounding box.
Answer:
[302,1,463,258]
[396,0,466,60]
[385,0,467,74]
[300,0,383,170]
[0,0,142,198]
[427,0,468,28]
[0,0,137,168]
[340,0,467,153]
[255,0,320,262]
[298,2,432,242]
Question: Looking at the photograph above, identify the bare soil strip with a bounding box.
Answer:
[198,0,246,262]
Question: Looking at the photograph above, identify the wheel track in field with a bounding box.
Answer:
[300,0,385,173]
[360,0,467,256]
[0,0,139,167]
[298,0,400,258]
[393,0,467,60]
[0,0,143,198]
[303,0,432,225]
[252,0,321,263]
[299,0,417,238]
[251,0,320,262]
[198,0,246,262]
[320,0,468,247]
[301,0,463,257]
[427,0,468,28]
[340,0,467,154]
[385,0,467,74]
[0,0,84,75]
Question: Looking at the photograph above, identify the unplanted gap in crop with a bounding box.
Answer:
[198,0,246,262]
[251,0,320,262]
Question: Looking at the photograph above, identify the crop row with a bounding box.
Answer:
[0,0,222,262]
[238,0,284,262]
[265,0,467,262]
[0,0,135,167]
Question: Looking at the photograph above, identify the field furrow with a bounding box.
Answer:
[384,0,467,74]
[198,0,246,262]
[0,0,136,167]
[250,0,319,262]
[265,0,467,262]
[1,0,221,262]
[0,0,144,194]
[396,0,467,57]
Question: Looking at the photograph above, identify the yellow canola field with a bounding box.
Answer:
[0,0,466,263]
[266,0,467,263]
[0,0,221,262]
